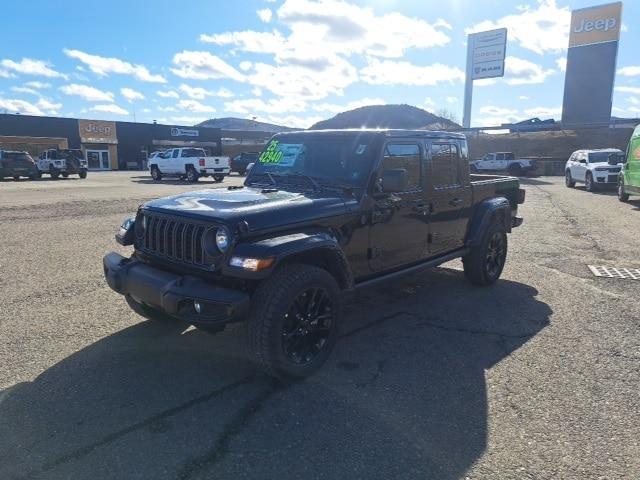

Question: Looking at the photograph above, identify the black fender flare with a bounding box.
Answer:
[466,197,512,247]
[223,230,354,289]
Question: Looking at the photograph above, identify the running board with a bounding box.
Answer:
[354,248,469,290]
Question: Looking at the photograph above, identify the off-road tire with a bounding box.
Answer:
[79,170,87,179]
[585,172,595,192]
[565,170,576,188]
[618,178,630,202]
[463,221,508,286]
[151,166,162,182]
[213,174,224,183]
[50,168,60,180]
[125,295,175,322]
[13,176,20,181]
[186,166,199,183]
[62,172,69,178]
[246,264,341,379]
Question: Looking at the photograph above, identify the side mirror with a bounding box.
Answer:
[578,158,587,164]
[382,168,408,193]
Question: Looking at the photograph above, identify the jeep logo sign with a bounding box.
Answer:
[569,2,622,48]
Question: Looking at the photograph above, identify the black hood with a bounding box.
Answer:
[143,187,350,231]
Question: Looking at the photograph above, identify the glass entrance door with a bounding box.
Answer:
[86,150,110,170]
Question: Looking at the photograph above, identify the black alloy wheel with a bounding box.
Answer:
[281,287,334,366]
[485,231,507,280]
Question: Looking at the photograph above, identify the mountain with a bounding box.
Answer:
[309,104,459,130]
[197,117,296,132]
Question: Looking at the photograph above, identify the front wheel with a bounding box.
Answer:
[62,172,69,178]
[565,170,575,188]
[79,170,87,179]
[13,175,20,181]
[618,178,630,202]
[246,264,341,379]
[213,174,224,182]
[50,168,60,180]
[585,172,595,192]
[151,166,162,182]
[463,222,508,286]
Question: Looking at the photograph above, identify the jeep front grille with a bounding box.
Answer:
[137,213,206,265]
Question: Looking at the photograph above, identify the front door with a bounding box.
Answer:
[427,142,471,254]
[86,150,110,170]
[368,142,429,271]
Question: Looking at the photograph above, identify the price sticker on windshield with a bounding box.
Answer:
[259,141,302,167]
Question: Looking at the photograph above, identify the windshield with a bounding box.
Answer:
[247,134,378,188]
[589,151,621,163]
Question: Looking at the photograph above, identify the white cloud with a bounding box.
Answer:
[0,97,45,115]
[91,104,129,116]
[225,97,307,114]
[556,57,567,73]
[524,106,561,118]
[627,97,640,106]
[177,99,216,113]
[252,86,263,96]
[259,113,323,129]
[171,51,245,81]
[60,83,115,102]
[63,49,166,83]
[615,86,640,95]
[121,87,145,102]
[215,87,234,98]
[618,66,640,77]
[257,8,273,22]
[446,96,458,104]
[467,0,570,55]
[158,106,178,112]
[157,89,179,99]
[25,81,51,89]
[11,86,40,96]
[312,97,386,113]
[480,106,518,117]
[201,30,287,55]
[360,59,464,86]
[239,61,253,72]
[504,56,555,85]
[36,98,62,115]
[519,95,529,100]
[423,97,435,109]
[179,84,212,100]
[0,58,66,78]
[0,69,16,78]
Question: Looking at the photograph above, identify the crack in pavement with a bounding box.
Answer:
[20,376,255,480]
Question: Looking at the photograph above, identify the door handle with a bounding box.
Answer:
[449,198,463,207]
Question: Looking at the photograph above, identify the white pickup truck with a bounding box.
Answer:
[148,147,230,183]
[470,152,534,177]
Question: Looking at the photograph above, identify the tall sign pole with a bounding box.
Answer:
[462,28,508,129]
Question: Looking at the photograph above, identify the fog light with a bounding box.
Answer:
[194,301,202,314]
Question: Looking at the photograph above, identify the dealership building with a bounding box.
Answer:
[0,114,222,170]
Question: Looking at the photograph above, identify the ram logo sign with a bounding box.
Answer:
[569,2,622,47]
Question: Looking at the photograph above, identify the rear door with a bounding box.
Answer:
[573,151,588,181]
[368,141,429,271]
[427,141,471,254]
[494,153,507,171]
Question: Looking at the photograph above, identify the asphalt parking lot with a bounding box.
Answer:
[1,172,639,479]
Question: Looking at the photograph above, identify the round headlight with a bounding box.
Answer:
[215,227,230,252]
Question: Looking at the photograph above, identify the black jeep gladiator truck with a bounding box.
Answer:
[104,129,525,378]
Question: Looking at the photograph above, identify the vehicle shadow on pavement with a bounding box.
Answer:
[131,177,222,186]
[0,267,551,480]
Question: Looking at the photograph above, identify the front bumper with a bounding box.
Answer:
[103,252,250,326]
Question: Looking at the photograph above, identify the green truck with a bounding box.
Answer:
[619,124,640,202]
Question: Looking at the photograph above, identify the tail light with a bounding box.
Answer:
[199,158,205,167]
[517,188,526,204]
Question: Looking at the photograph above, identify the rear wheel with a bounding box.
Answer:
[125,295,175,322]
[246,264,341,379]
[508,164,523,177]
[585,172,595,192]
[62,172,69,178]
[151,166,162,181]
[50,167,60,180]
[186,166,199,183]
[565,170,576,188]
[463,221,508,286]
[213,174,224,182]
[618,178,630,202]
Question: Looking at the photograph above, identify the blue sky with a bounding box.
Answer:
[1,0,639,128]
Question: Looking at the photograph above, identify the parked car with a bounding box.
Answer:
[470,152,535,176]
[565,148,624,192]
[37,149,88,179]
[230,152,259,175]
[618,124,640,202]
[0,150,40,180]
[104,129,525,378]
[148,147,230,183]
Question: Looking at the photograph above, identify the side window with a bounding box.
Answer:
[496,153,505,161]
[382,143,421,191]
[172,149,180,159]
[431,143,461,188]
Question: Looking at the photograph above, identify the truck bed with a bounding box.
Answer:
[470,173,521,207]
